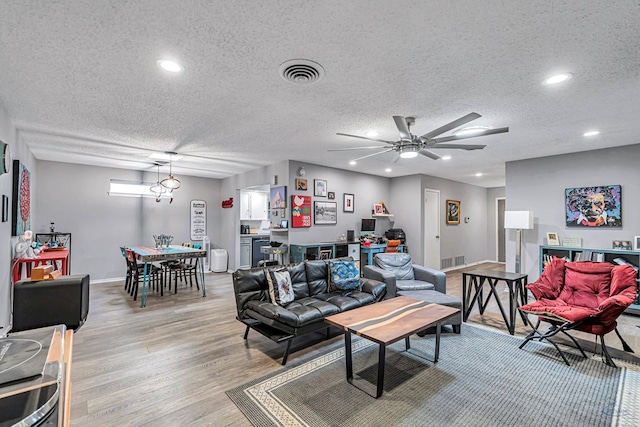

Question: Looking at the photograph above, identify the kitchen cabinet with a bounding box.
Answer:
[240,237,252,268]
[240,190,269,220]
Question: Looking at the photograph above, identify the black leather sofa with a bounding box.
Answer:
[232,259,386,365]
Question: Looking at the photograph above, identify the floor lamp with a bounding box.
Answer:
[504,211,534,274]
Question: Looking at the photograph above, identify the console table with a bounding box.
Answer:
[462,269,528,335]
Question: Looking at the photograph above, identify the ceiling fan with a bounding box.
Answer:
[330,113,509,162]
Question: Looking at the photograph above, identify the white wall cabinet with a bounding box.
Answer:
[240,191,269,220]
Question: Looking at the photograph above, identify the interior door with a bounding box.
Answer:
[423,189,441,269]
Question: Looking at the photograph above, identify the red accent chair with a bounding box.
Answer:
[518,258,637,367]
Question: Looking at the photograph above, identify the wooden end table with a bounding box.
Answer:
[325,296,460,398]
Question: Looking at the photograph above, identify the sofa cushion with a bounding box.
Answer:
[559,261,612,308]
[246,297,338,328]
[314,292,369,311]
[374,253,414,280]
[267,268,295,306]
[329,260,360,291]
[396,279,434,291]
[306,260,330,296]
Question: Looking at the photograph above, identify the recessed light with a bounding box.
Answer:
[442,155,452,160]
[349,160,357,165]
[475,172,483,177]
[366,131,379,138]
[583,130,600,137]
[385,168,392,173]
[542,73,573,85]
[157,59,184,73]
[453,126,490,136]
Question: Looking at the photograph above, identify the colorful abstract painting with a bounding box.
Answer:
[12,160,31,236]
[291,195,311,228]
[565,185,621,227]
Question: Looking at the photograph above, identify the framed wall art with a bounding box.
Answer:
[314,201,337,225]
[546,232,560,246]
[270,185,287,208]
[12,160,31,236]
[291,195,312,228]
[565,185,621,227]
[295,178,307,191]
[343,193,354,213]
[446,200,460,225]
[634,236,640,251]
[373,203,384,215]
[314,179,327,197]
[328,191,335,200]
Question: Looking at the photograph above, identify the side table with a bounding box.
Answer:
[462,269,528,335]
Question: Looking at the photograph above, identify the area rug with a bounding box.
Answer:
[227,325,639,427]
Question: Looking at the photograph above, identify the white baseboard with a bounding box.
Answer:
[441,260,505,273]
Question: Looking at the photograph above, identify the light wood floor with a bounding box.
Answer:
[70,263,640,426]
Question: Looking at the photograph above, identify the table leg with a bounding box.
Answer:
[141,262,150,308]
[485,278,513,334]
[376,344,386,398]
[405,336,410,350]
[368,251,373,266]
[509,280,517,335]
[200,256,206,297]
[434,323,442,362]
[345,331,353,381]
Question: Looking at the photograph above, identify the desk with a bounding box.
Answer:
[12,249,70,284]
[127,245,207,307]
[360,243,405,266]
[462,269,528,335]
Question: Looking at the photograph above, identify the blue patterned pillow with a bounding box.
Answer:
[329,260,361,291]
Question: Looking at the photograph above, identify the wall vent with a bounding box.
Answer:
[454,255,466,266]
[441,258,453,269]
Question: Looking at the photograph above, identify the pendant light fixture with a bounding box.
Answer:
[160,151,181,191]
[150,162,168,202]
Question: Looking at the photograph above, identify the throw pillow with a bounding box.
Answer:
[266,268,295,306]
[329,260,361,291]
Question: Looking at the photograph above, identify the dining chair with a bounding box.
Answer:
[125,248,163,300]
[385,239,402,253]
[165,243,200,293]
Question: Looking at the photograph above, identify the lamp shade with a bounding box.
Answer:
[504,211,534,229]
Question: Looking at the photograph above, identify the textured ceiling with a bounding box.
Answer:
[1,1,639,187]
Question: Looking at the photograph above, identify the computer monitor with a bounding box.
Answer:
[361,218,376,236]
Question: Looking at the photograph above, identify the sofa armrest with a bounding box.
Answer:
[413,265,446,294]
[360,278,387,301]
[363,265,396,299]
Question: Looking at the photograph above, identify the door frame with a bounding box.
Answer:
[496,197,506,262]
[423,188,441,269]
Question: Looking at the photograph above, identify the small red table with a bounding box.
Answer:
[12,249,70,284]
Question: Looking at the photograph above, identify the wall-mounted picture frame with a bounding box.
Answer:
[291,195,312,228]
[12,160,31,236]
[295,178,307,191]
[1,194,8,222]
[328,191,335,200]
[343,193,354,213]
[446,200,460,225]
[565,185,621,227]
[314,201,337,225]
[634,236,640,251]
[270,186,287,208]
[546,232,560,246]
[314,179,327,197]
[373,203,384,215]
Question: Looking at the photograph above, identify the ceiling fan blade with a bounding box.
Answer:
[336,133,395,145]
[392,116,412,142]
[428,143,486,150]
[419,149,442,160]
[432,127,509,143]
[352,149,395,162]
[420,112,481,139]
[328,146,387,151]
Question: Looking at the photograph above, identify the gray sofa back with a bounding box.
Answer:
[374,253,414,280]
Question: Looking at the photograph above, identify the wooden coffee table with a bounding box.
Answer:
[325,296,460,398]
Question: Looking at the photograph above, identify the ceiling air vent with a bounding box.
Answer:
[279,59,324,84]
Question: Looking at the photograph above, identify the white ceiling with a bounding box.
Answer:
[1,1,639,187]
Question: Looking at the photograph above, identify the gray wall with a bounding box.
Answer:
[0,103,38,330]
[505,144,640,281]
[35,161,222,280]
[389,175,423,261]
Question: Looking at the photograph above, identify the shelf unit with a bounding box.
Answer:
[290,242,360,263]
[539,245,640,315]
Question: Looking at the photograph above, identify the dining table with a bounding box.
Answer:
[126,245,207,307]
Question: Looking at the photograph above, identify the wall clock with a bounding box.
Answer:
[1,141,10,175]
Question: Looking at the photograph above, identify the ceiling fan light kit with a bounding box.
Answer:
[333,112,509,163]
